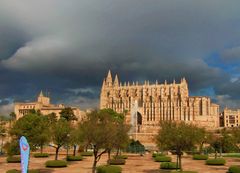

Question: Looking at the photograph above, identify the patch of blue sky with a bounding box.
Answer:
[204,51,239,74]
[190,87,216,98]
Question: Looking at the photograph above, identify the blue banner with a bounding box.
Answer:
[19,136,30,173]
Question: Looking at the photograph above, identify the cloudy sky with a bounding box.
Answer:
[0,0,240,115]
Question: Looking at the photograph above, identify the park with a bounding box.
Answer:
[1,108,240,173]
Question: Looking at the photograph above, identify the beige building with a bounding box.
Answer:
[100,70,220,146]
[222,108,240,127]
[14,91,84,120]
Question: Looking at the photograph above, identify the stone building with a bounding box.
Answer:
[222,108,240,127]
[14,91,84,120]
[100,70,220,146]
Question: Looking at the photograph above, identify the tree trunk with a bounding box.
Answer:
[66,145,69,156]
[116,148,120,156]
[199,141,204,154]
[92,157,97,173]
[92,148,98,173]
[73,145,77,156]
[40,144,43,154]
[55,147,60,160]
[107,149,111,161]
[0,137,3,154]
[215,150,217,159]
[220,146,222,157]
[176,155,179,171]
[85,144,89,152]
[179,154,182,171]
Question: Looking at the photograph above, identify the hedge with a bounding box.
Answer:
[160,162,179,169]
[6,156,21,163]
[33,153,49,158]
[45,160,67,168]
[192,154,208,160]
[97,165,122,173]
[228,165,240,173]
[113,155,128,159]
[185,151,200,155]
[205,158,226,165]
[171,171,198,173]
[6,169,39,173]
[80,151,93,156]
[223,154,240,158]
[152,153,165,157]
[66,155,83,161]
[155,156,172,162]
[108,159,126,165]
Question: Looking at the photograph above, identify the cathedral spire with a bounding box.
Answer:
[39,90,44,97]
[102,78,106,88]
[106,70,113,87]
[114,75,119,87]
[182,77,187,84]
[107,69,112,79]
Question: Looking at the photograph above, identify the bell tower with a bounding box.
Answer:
[37,90,50,105]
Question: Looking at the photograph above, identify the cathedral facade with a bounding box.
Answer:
[100,71,220,147]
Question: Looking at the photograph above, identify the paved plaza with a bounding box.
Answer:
[0,153,239,173]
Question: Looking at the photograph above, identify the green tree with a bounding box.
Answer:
[79,110,118,173]
[46,112,58,125]
[10,113,50,151]
[69,127,81,156]
[60,107,78,122]
[209,133,221,158]
[232,127,240,151]
[156,121,205,171]
[0,122,6,154]
[99,109,129,160]
[9,112,16,121]
[113,122,130,156]
[50,119,72,160]
[220,128,238,153]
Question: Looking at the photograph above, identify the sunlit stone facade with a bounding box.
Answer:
[222,108,240,127]
[14,91,84,120]
[100,70,220,146]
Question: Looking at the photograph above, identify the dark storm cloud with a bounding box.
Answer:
[221,46,240,63]
[0,0,240,114]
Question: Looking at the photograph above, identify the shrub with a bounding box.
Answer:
[5,141,20,156]
[97,165,122,173]
[160,162,179,169]
[33,153,49,158]
[192,154,208,160]
[6,156,21,163]
[228,165,240,173]
[152,153,165,157]
[6,169,39,173]
[66,155,83,161]
[205,158,226,165]
[171,171,198,173]
[155,156,172,162]
[113,155,128,159]
[223,154,240,158]
[108,159,126,165]
[45,160,67,168]
[80,151,93,156]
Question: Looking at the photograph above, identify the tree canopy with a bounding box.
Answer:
[156,121,205,171]
[79,109,129,173]
[10,113,50,151]
[60,107,78,122]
